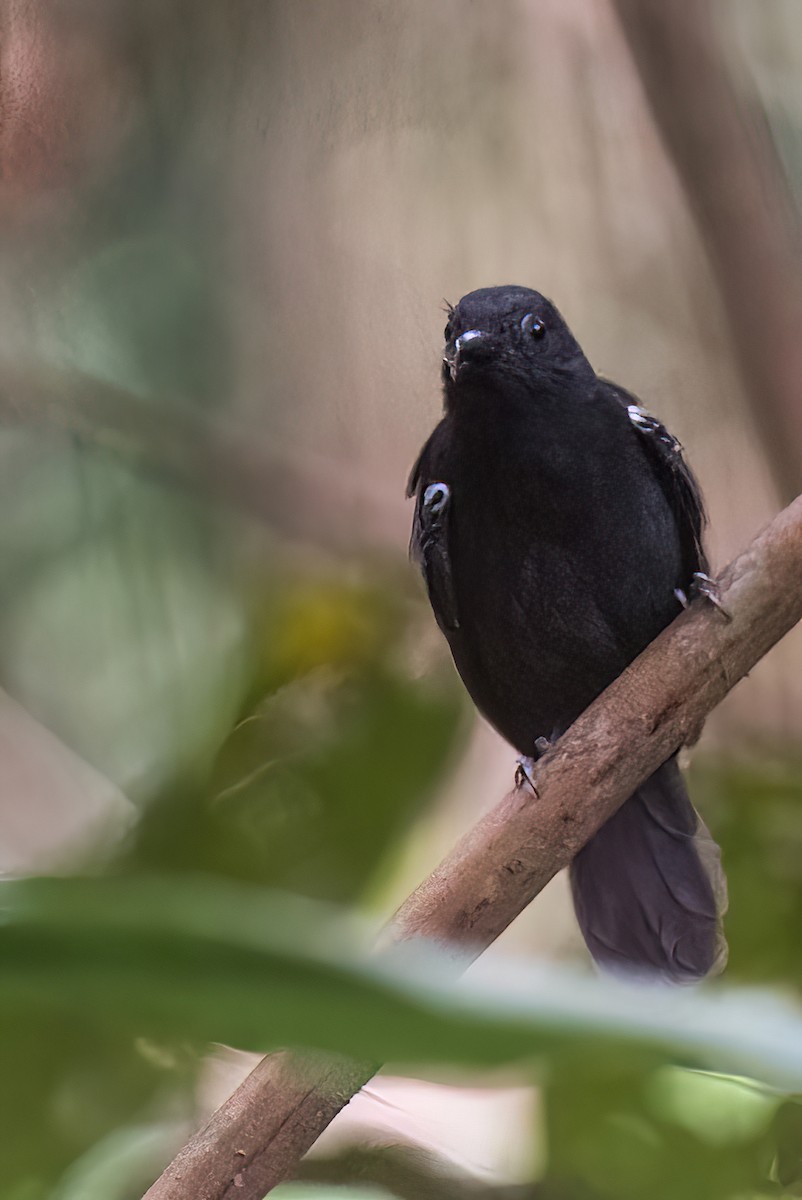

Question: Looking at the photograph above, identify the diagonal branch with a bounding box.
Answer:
[145,492,802,1199]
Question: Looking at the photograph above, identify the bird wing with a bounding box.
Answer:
[407,425,460,632]
[602,379,708,584]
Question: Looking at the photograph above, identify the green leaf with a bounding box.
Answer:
[772,1097,802,1188]
[4,874,802,1089]
[0,997,197,1192]
[545,1061,775,1200]
[130,572,465,899]
[50,1124,185,1200]
[691,760,802,986]
[0,448,248,801]
[43,234,222,406]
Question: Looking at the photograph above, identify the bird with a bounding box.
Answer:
[407,285,727,983]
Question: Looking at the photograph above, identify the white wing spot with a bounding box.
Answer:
[627,404,679,451]
[423,482,450,515]
[627,404,652,429]
[456,329,483,350]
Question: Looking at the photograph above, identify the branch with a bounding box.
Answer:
[145,1050,377,1200]
[144,492,802,1198]
[613,0,802,502]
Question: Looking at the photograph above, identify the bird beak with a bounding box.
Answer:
[443,329,485,381]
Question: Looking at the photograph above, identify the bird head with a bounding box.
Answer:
[441,285,594,410]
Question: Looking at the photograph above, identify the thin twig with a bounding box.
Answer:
[145,492,802,1198]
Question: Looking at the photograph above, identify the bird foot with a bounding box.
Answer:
[515,734,556,794]
[516,734,554,792]
[515,756,539,795]
[691,571,732,621]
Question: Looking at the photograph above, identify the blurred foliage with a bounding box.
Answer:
[42,233,222,405]
[2,413,802,1200]
[3,867,802,1197]
[295,1141,540,1198]
[692,758,802,986]
[0,223,465,1189]
[0,447,247,797]
[773,1097,802,1190]
[126,572,463,900]
[0,998,197,1198]
[2,5,802,1200]
[0,439,465,1198]
[545,1060,779,1200]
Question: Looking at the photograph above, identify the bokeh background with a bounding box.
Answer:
[2,2,802,1197]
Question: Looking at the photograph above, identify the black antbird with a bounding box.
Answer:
[408,285,726,982]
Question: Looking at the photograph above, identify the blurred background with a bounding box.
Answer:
[2,1,802,1197]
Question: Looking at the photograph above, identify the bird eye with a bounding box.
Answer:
[521,313,546,340]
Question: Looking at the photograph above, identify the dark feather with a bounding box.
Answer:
[408,429,460,632]
[570,758,727,983]
[602,378,708,583]
[408,285,727,982]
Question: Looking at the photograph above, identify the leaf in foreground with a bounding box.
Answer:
[2,874,802,1090]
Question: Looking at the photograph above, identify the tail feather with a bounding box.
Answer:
[569,758,727,983]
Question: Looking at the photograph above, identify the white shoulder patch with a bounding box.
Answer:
[423,481,450,516]
[627,404,679,451]
[627,404,653,430]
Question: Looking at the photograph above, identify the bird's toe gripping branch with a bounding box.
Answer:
[675,572,732,621]
[515,756,539,794]
[515,736,554,793]
[691,571,733,621]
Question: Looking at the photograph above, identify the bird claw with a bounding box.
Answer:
[515,731,556,792]
[515,756,538,795]
[691,571,732,621]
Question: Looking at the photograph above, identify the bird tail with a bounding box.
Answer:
[569,758,727,983]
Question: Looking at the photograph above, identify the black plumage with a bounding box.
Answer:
[408,285,726,982]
